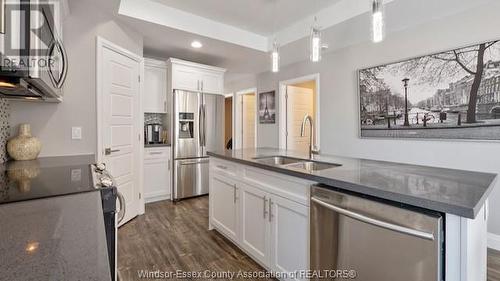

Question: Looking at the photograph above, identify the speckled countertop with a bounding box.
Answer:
[207,148,497,219]
[0,154,96,205]
[0,191,111,281]
[145,143,171,148]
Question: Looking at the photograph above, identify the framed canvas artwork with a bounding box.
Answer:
[259,91,276,124]
[359,40,500,141]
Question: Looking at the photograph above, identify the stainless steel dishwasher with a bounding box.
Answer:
[310,184,443,281]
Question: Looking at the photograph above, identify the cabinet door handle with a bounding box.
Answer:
[216,165,227,170]
[233,184,237,204]
[149,152,163,155]
[268,198,273,222]
[201,80,204,92]
[168,159,171,171]
[263,196,268,219]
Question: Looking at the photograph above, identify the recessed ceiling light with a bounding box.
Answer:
[191,41,202,48]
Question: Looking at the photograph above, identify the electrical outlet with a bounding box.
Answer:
[71,168,82,182]
[72,127,82,140]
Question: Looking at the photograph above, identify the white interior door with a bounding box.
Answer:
[286,86,313,153]
[241,93,256,148]
[100,43,141,226]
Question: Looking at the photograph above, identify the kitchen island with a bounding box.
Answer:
[207,148,497,281]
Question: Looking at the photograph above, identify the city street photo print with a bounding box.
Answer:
[359,39,500,141]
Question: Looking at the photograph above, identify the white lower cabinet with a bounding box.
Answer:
[269,195,309,280]
[210,174,239,242]
[209,158,311,281]
[143,147,171,202]
[240,182,270,265]
[240,183,308,281]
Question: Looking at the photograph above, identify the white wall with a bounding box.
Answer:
[224,74,257,94]
[253,3,500,234]
[9,1,143,157]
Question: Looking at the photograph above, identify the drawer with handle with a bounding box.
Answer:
[210,158,237,177]
[144,147,170,160]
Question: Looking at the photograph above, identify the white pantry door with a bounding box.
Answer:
[99,41,141,226]
[286,86,313,153]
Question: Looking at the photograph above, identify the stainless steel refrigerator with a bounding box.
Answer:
[172,90,224,200]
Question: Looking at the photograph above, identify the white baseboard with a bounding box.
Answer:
[145,191,170,204]
[488,232,500,251]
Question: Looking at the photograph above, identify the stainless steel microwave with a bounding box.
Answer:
[0,0,68,102]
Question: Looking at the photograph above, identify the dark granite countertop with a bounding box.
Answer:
[207,148,497,219]
[145,143,171,148]
[0,191,111,281]
[0,154,97,205]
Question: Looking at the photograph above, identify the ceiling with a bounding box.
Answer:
[83,0,497,84]
[116,0,389,82]
[124,15,269,79]
[151,0,339,36]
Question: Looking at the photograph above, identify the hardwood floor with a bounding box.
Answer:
[118,196,500,281]
[117,196,273,281]
[489,249,500,281]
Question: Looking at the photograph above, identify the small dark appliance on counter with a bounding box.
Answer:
[145,123,163,144]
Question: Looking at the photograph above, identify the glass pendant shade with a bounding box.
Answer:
[271,41,280,73]
[310,26,321,62]
[372,0,384,43]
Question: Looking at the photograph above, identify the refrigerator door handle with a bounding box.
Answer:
[198,103,203,145]
[202,104,207,147]
[180,159,210,165]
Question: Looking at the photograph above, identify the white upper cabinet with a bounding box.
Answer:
[144,59,167,113]
[168,58,226,95]
[199,71,223,94]
[171,64,201,92]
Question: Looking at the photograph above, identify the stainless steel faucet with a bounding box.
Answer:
[300,114,319,159]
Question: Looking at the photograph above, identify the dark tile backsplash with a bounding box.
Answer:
[144,113,167,126]
[0,99,10,163]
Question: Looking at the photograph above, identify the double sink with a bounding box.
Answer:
[252,156,341,172]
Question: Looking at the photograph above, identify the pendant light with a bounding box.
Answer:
[271,40,280,73]
[372,0,385,43]
[270,0,280,72]
[310,16,322,62]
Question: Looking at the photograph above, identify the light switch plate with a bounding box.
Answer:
[72,127,82,140]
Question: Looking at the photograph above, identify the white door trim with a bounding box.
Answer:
[234,87,258,149]
[278,74,320,151]
[96,36,145,215]
[224,93,235,150]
